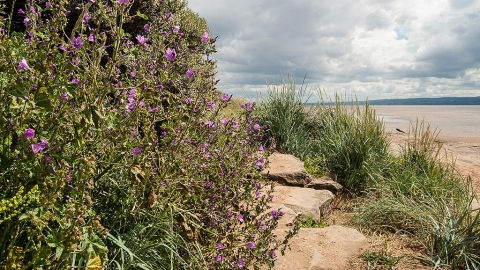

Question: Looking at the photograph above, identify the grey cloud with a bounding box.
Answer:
[188,0,480,100]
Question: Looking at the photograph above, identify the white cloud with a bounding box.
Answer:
[188,0,480,100]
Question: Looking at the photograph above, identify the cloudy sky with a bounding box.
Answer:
[187,0,480,101]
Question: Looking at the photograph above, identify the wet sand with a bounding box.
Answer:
[373,105,480,190]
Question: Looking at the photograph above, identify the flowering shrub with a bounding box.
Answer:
[0,0,296,269]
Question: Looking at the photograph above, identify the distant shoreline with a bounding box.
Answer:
[305,96,480,106]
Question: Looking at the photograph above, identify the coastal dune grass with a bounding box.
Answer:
[253,76,323,160]
[255,77,480,269]
[254,78,390,192]
[354,120,480,269]
[313,95,390,192]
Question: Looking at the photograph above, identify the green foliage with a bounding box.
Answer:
[254,78,390,193]
[313,95,391,193]
[0,1,297,269]
[423,199,480,269]
[254,75,322,160]
[361,249,402,270]
[353,120,480,269]
[304,156,327,178]
[299,216,327,228]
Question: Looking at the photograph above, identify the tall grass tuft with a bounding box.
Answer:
[353,119,480,269]
[314,94,391,192]
[254,76,322,160]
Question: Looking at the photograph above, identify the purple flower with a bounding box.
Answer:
[165,48,176,61]
[207,101,215,110]
[133,147,143,156]
[126,103,135,112]
[253,124,261,131]
[205,120,215,127]
[88,34,95,42]
[60,92,68,101]
[216,254,223,262]
[272,251,277,258]
[136,35,148,46]
[254,158,265,169]
[117,0,129,4]
[24,128,35,139]
[18,9,25,14]
[45,2,52,8]
[31,138,48,154]
[246,101,253,111]
[128,89,136,103]
[186,69,195,80]
[238,214,244,223]
[71,37,84,50]
[185,97,193,104]
[259,145,264,151]
[245,242,256,249]
[232,120,239,130]
[59,44,67,51]
[270,209,284,219]
[222,94,230,102]
[17,59,30,71]
[144,24,150,32]
[237,258,246,269]
[173,25,180,33]
[220,118,229,125]
[201,32,209,42]
[71,78,80,84]
[23,17,30,26]
[216,243,225,249]
[83,13,91,22]
[130,70,136,77]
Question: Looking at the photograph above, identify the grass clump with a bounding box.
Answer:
[362,249,403,270]
[313,95,390,192]
[353,120,480,269]
[255,77,390,193]
[254,76,322,160]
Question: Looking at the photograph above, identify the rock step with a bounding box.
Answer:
[272,186,334,220]
[273,226,367,270]
[262,153,311,186]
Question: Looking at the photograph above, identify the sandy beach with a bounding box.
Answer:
[373,105,480,190]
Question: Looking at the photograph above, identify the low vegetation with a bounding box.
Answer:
[254,78,480,269]
[1,1,478,269]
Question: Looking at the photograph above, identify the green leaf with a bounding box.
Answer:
[35,93,53,110]
[136,10,149,20]
[10,84,28,97]
[46,232,65,259]
[34,31,45,39]
[90,105,103,129]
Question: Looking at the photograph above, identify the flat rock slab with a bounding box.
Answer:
[272,186,334,220]
[273,226,367,270]
[306,176,343,194]
[262,153,311,186]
